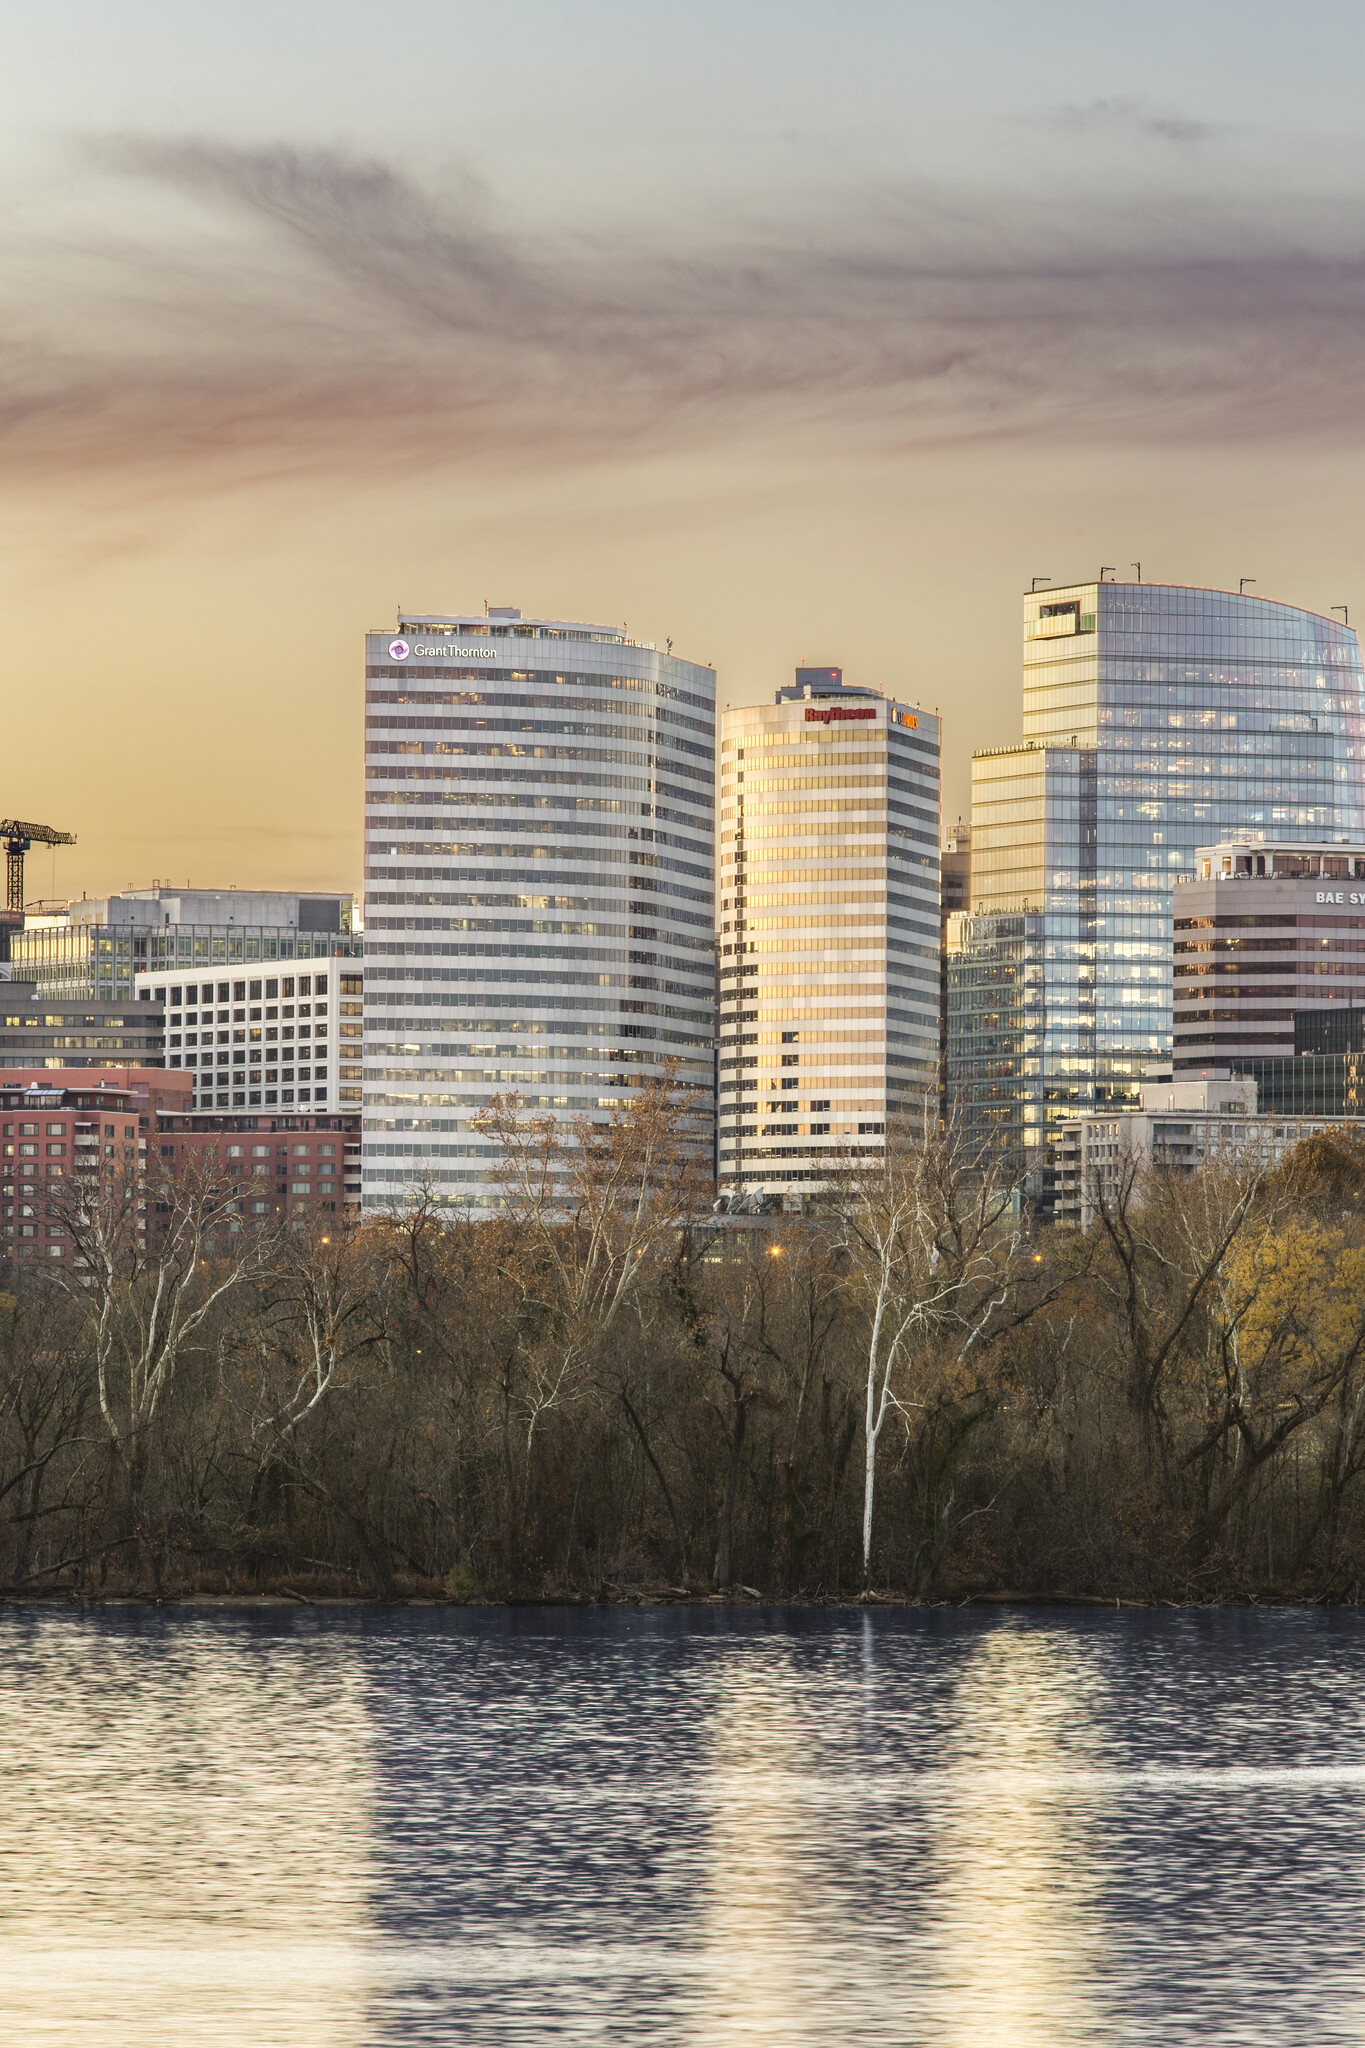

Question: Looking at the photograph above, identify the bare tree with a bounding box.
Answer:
[247,1220,380,1444]
[48,1147,275,1570]
[473,1066,712,1451]
[828,1091,1057,1585]
[0,1286,92,1588]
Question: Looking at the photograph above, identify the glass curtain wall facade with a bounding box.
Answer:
[362,610,716,1211]
[717,681,940,1193]
[11,922,358,1003]
[948,583,1365,1207]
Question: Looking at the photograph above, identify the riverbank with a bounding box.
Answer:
[2,1578,1352,1607]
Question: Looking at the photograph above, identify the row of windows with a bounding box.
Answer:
[366,673,716,715]
[374,733,716,770]
[365,831,713,878]
[365,867,713,905]
[366,693,714,733]
[368,713,712,750]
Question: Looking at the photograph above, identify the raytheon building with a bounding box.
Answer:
[361,608,716,1210]
[717,667,942,1194]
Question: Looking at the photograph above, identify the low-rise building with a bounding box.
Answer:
[135,964,362,1115]
[0,985,165,1071]
[153,1111,361,1224]
[0,1068,192,1269]
[12,887,359,1003]
[1055,1073,1355,1229]
[0,1064,359,1270]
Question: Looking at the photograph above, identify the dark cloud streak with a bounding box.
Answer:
[1048,98,1219,143]
[3,136,1363,488]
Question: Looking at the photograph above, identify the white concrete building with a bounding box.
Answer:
[135,962,362,1115]
[1055,1073,1352,1228]
[717,668,940,1196]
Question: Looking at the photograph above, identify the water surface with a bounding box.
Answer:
[1,1603,1362,2045]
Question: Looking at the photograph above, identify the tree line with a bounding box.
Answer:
[5,1077,1365,1602]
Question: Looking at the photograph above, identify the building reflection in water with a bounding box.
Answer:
[688,1643,824,2046]
[688,1617,1113,2047]
[0,1615,376,2047]
[927,1621,1113,2047]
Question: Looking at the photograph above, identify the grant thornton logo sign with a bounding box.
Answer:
[384,636,498,661]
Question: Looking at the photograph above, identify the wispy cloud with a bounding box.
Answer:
[1049,98,1218,144]
[1,135,1362,489]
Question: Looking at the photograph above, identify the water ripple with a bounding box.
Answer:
[1,1605,1364,2044]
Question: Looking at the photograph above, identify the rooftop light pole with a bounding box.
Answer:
[1030,576,1051,593]
[1240,578,1256,595]
[1333,605,1350,627]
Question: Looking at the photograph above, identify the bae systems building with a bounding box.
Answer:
[361,608,716,1210]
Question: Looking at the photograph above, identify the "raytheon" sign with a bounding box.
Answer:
[805,705,876,724]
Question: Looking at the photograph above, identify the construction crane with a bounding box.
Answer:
[0,819,77,915]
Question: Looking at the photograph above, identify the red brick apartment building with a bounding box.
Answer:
[1,1066,360,1270]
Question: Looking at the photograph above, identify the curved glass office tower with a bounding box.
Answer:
[948,582,1365,1205]
[362,609,715,1210]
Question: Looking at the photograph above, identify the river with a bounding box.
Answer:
[0,1604,1361,2045]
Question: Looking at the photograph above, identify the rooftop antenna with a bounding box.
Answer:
[1131,562,1142,582]
[1099,566,1115,582]
[1333,605,1350,627]
[1030,576,1051,593]
[1240,578,1256,595]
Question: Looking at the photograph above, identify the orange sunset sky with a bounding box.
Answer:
[4,0,1365,903]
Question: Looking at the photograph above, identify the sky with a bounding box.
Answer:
[5,0,1365,900]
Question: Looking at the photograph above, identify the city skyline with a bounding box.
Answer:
[7,3,1365,895]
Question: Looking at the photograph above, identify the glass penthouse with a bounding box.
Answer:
[11,889,359,1004]
[362,608,716,1210]
[948,582,1365,1207]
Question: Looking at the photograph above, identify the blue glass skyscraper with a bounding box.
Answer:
[948,582,1365,1203]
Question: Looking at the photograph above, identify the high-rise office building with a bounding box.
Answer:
[362,608,716,1210]
[949,585,1365,1204]
[948,582,1365,1207]
[716,671,940,1195]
